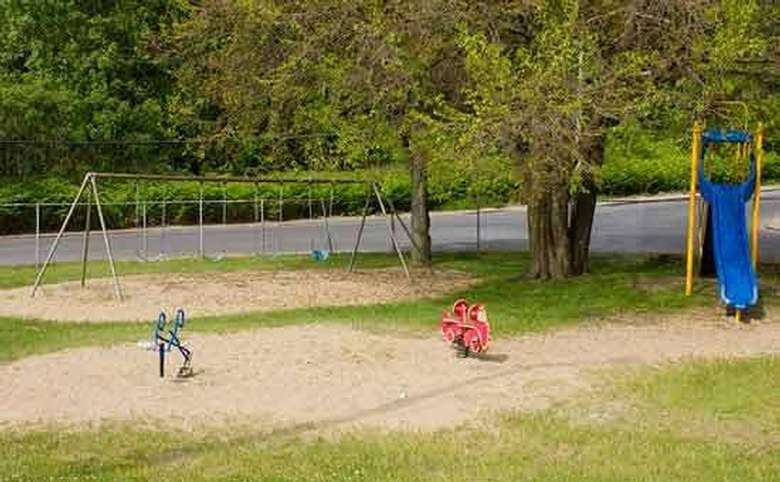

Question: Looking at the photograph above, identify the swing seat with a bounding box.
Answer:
[311,249,329,261]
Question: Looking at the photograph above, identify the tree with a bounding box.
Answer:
[0,0,187,175]
[173,0,476,266]
[460,0,777,279]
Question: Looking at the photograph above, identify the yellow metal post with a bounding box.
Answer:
[685,123,702,296]
[751,124,764,269]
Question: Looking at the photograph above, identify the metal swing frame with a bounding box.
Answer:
[30,171,421,301]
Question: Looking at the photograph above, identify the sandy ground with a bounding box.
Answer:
[1,309,779,433]
[0,269,474,322]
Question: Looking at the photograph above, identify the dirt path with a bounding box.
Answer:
[1,309,779,432]
[0,269,474,322]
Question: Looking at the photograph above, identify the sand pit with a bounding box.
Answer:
[2,312,780,433]
[0,269,475,322]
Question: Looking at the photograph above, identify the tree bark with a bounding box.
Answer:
[526,134,604,279]
[568,190,596,275]
[527,187,572,279]
[410,147,432,266]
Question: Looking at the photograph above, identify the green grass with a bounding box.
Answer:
[0,252,401,290]
[618,356,780,439]
[3,253,780,480]
[3,356,780,481]
[0,252,704,362]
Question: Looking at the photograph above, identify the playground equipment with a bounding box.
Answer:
[153,308,193,378]
[30,172,423,301]
[685,123,765,321]
[310,186,334,261]
[440,299,491,357]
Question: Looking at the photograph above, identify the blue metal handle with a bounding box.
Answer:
[152,312,167,347]
[702,129,752,144]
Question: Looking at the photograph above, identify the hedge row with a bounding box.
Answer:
[2,147,777,235]
[0,170,519,235]
[601,136,780,195]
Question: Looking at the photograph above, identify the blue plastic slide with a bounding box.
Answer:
[698,130,758,310]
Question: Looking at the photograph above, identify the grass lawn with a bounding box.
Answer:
[0,252,704,362]
[2,356,779,481]
[2,252,779,481]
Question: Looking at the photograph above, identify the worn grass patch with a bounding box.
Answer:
[2,397,780,481]
[0,253,703,362]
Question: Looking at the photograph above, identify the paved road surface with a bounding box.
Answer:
[3,194,780,266]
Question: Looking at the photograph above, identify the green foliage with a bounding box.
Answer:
[0,0,188,175]
[601,126,780,195]
[0,167,519,234]
[0,0,778,277]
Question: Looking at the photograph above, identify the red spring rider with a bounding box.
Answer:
[440,299,491,357]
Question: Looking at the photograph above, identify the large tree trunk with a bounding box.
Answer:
[526,134,604,279]
[568,190,596,275]
[410,146,432,266]
[527,186,572,279]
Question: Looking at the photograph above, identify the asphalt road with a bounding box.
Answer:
[3,194,780,266]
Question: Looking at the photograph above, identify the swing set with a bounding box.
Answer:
[30,171,421,301]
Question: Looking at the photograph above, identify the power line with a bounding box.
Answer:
[0,133,338,147]
[0,140,201,146]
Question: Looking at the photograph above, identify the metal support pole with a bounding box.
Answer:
[142,201,148,259]
[751,124,764,269]
[373,184,411,279]
[34,203,40,271]
[31,174,91,297]
[276,184,283,254]
[159,342,165,378]
[198,183,204,258]
[685,122,702,296]
[80,188,92,288]
[476,199,481,255]
[161,200,167,257]
[91,176,123,301]
[348,189,373,272]
[261,198,266,254]
[384,195,423,260]
[278,184,283,223]
[222,184,227,226]
[308,184,313,220]
[390,209,396,252]
[135,183,141,255]
[253,184,259,256]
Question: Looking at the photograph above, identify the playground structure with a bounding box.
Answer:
[685,123,766,321]
[439,299,491,357]
[153,308,193,378]
[29,172,422,301]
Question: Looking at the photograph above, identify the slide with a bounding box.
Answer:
[698,160,758,310]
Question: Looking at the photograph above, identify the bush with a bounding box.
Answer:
[0,169,518,234]
[1,140,776,235]
[600,131,780,196]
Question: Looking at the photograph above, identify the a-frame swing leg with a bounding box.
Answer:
[383,195,425,266]
[31,173,92,297]
[372,184,411,279]
[348,189,372,273]
[80,186,92,288]
[91,176,123,301]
